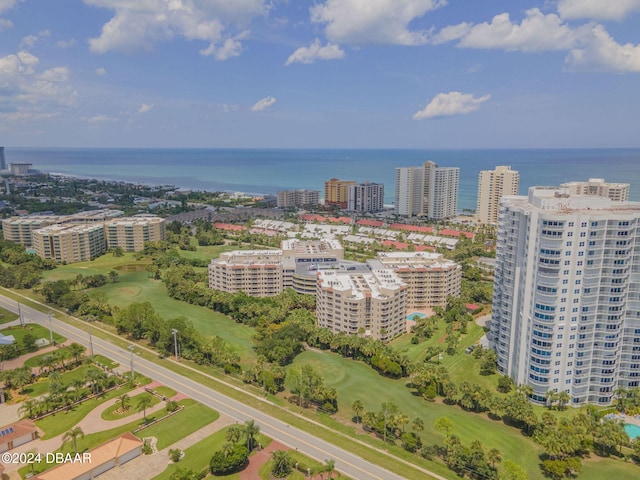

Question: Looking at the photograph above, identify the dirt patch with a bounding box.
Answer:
[115,264,148,272]
[116,286,142,297]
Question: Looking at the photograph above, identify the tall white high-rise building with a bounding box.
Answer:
[394,161,459,219]
[422,161,459,220]
[477,165,519,225]
[347,182,384,213]
[491,185,640,406]
[0,147,6,171]
[395,167,424,216]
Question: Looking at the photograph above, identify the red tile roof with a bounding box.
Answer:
[389,223,434,233]
[357,219,384,227]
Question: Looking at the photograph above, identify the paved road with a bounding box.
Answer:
[0,293,433,480]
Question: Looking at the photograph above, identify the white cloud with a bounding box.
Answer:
[433,8,640,73]
[285,39,344,65]
[138,103,154,114]
[251,96,276,111]
[0,0,22,14]
[413,91,490,120]
[56,38,77,48]
[88,114,117,124]
[558,0,640,20]
[0,110,59,124]
[0,50,77,115]
[84,0,266,59]
[435,9,582,52]
[566,24,640,72]
[20,35,38,48]
[38,66,70,82]
[311,0,446,46]
[200,32,247,60]
[96,67,107,76]
[0,18,12,31]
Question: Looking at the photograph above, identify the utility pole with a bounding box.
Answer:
[88,325,94,357]
[18,302,24,327]
[128,345,135,380]
[48,311,54,346]
[172,329,179,360]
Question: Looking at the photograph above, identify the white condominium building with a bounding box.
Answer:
[422,161,459,220]
[395,167,424,216]
[316,269,407,342]
[2,209,124,247]
[104,216,166,252]
[277,189,320,208]
[347,182,384,213]
[32,224,106,263]
[208,250,284,297]
[560,178,630,202]
[2,216,62,246]
[477,165,519,225]
[491,186,640,406]
[370,251,462,309]
[394,161,459,219]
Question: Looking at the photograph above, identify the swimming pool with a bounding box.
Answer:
[624,423,640,439]
[406,313,426,321]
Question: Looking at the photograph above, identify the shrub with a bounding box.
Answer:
[209,445,248,475]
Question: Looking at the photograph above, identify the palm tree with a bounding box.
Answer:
[225,424,244,444]
[351,399,364,424]
[62,426,84,452]
[244,419,260,451]
[118,394,130,413]
[412,417,424,434]
[557,391,571,410]
[323,459,336,479]
[270,450,292,478]
[68,343,86,365]
[19,399,38,419]
[488,448,502,469]
[137,395,153,422]
[546,390,558,409]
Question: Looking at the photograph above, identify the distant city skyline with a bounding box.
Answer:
[1,1,639,148]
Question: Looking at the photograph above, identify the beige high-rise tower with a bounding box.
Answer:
[477,165,519,225]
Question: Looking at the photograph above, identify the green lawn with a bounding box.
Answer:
[177,244,246,263]
[0,305,18,324]
[71,269,256,363]
[36,382,134,438]
[135,399,220,450]
[289,349,544,479]
[41,252,146,282]
[151,427,228,480]
[154,385,177,398]
[1,323,65,346]
[579,456,640,480]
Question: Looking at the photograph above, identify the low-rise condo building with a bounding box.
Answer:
[277,189,320,208]
[560,178,630,202]
[104,215,166,252]
[369,251,462,309]
[208,249,284,297]
[32,224,106,263]
[316,269,407,341]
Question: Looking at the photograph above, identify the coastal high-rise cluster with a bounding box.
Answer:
[491,179,640,406]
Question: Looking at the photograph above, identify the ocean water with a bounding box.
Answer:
[6,148,640,211]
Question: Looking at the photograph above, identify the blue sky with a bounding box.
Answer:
[1,0,639,148]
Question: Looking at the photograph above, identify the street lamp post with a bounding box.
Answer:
[48,311,54,346]
[171,329,179,361]
[128,345,135,381]
[18,302,24,327]
[88,325,94,357]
